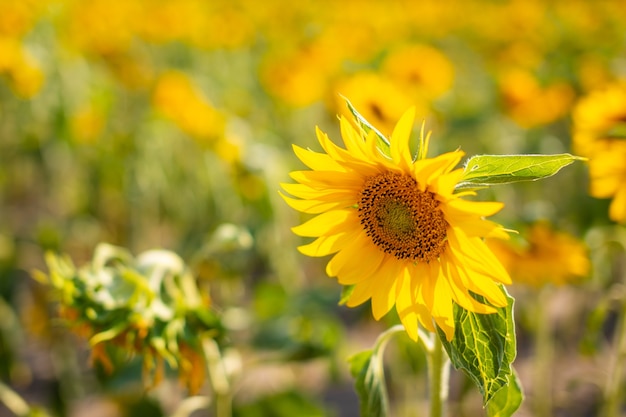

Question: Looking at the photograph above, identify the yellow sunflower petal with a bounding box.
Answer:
[448,228,512,285]
[326,231,376,278]
[424,267,455,341]
[279,191,344,214]
[329,237,385,285]
[440,252,497,314]
[290,170,364,188]
[281,182,358,203]
[430,168,465,199]
[340,116,370,161]
[446,199,504,217]
[609,185,626,223]
[292,144,346,172]
[316,126,368,167]
[390,107,416,169]
[291,209,355,237]
[346,277,374,307]
[395,269,419,341]
[297,230,359,257]
[370,258,402,320]
[413,150,464,191]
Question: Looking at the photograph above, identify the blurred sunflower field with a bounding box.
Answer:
[2,0,626,416]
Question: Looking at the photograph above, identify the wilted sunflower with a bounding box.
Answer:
[281,107,511,341]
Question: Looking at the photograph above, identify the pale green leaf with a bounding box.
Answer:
[438,285,518,405]
[458,154,585,189]
[487,369,523,417]
[348,349,388,417]
[348,326,405,417]
[339,284,355,305]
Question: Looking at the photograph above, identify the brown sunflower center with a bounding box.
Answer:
[358,171,448,262]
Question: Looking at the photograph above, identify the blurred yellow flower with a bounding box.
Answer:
[382,44,455,100]
[260,43,340,107]
[281,107,511,341]
[153,70,225,144]
[572,82,626,223]
[0,37,43,98]
[333,72,426,137]
[572,81,626,157]
[499,68,574,128]
[62,0,139,56]
[70,104,106,144]
[487,222,589,287]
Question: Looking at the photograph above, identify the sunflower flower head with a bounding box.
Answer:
[487,222,590,288]
[281,106,512,341]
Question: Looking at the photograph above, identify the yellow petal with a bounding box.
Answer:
[333,244,386,285]
[440,253,496,314]
[340,116,370,161]
[395,269,419,341]
[448,228,512,285]
[370,258,403,320]
[327,236,385,284]
[279,191,343,214]
[430,168,464,199]
[424,267,455,341]
[446,199,504,217]
[346,277,374,307]
[609,185,626,223]
[412,150,464,191]
[292,144,345,172]
[290,170,364,188]
[281,182,358,202]
[297,231,358,257]
[291,209,354,237]
[390,107,415,169]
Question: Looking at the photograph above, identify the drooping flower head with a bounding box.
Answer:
[281,106,511,341]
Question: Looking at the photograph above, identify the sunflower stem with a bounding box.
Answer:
[533,287,554,417]
[603,285,626,417]
[426,332,450,417]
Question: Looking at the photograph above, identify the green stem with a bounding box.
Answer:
[534,287,553,417]
[426,332,450,417]
[201,338,232,417]
[603,289,626,417]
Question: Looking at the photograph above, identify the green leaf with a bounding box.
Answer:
[438,285,519,406]
[348,349,388,417]
[458,154,586,189]
[342,95,391,154]
[347,326,404,417]
[339,284,355,305]
[487,369,523,417]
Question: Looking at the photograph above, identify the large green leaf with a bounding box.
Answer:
[458,154,585,189]
[438,286,519,407]
[487,369,523,417]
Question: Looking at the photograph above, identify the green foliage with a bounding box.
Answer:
[348,349,387,417]
[232,390,328,417]
[34,243,224,392]
[486,369,524,417]
[438,286,520,410]
[458,154,586,189]
[348,326,405,417]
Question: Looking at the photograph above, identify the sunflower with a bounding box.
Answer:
[572,82,626,223]
[281,107,511,341]
[487,222,589,288]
